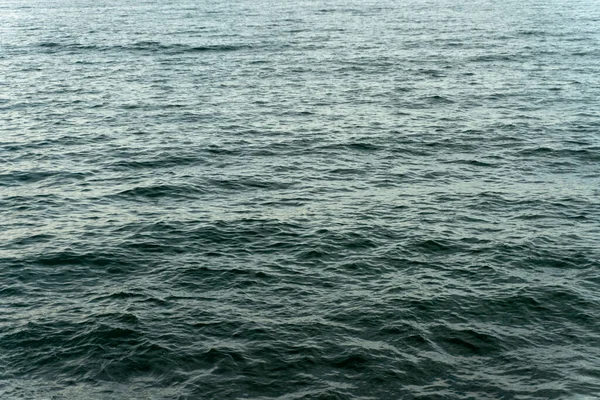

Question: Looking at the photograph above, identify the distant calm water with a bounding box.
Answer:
[1,0,600,398]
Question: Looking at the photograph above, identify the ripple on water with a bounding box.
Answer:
[1,0,600,398]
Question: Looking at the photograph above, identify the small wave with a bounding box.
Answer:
[109,154,204,170]
[412,239,458,253]
[35,40,251,55]
[443,159,497,167]
[423,95,454,104]
[128,41,251,54]
[38,41,61,48]
[0,170,90,188]
[517,29,547,36]
[436,328,504,356]
[415,68,446,77]
[208,178,294,191]
[517,147,600,163]
[114,183,207,200]
[470,53,517,62]
[313,142,383,153]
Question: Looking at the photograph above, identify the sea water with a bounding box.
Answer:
[1,0,599,398]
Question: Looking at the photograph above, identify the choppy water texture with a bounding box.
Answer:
[2,0,600,398]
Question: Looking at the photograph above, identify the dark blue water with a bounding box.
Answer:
[1,0,600,398]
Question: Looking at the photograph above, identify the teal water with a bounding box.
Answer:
[1,0,600,398]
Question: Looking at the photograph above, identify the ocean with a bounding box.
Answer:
[1,0,599,398]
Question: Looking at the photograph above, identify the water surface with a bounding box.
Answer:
[1,0,600,398]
